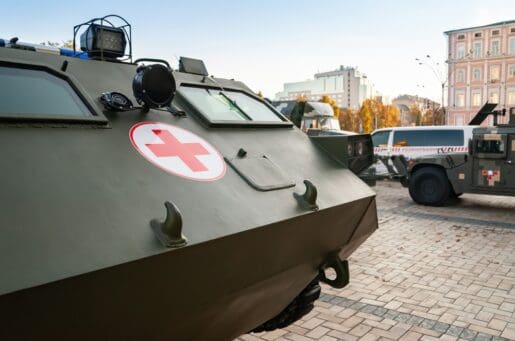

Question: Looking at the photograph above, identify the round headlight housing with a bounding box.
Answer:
[356,141,364,156]
[347,143,354,156]
[133,64,176,109]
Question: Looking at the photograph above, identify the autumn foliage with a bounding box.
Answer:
[338,98,400,133]
[319,95,340,118]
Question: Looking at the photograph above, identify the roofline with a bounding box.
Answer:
[372,125,478,133]
[444,20,515,35]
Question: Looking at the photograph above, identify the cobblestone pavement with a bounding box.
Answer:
[238,181,515,341]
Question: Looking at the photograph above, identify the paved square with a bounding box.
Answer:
[238,181,515,341]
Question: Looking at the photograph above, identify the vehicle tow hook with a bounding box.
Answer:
[319,251,349,289]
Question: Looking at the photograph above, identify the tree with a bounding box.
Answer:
[319,95,340,118]
[296,94,308,102]
[339,108,359,132]
[382,104,400,128]
[40,39,73,49]
[358,99,373,133]
[409,104,422,126]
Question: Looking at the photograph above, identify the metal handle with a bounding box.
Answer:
[293,180,318,211]
[151,201,187,248]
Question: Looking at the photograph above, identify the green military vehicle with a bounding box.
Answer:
[0,15,378,340]
[274,100,375,176]
[400,103,515,206]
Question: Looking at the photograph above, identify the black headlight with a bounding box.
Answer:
[347,143,354,156]
[356,141,364,156]
[133,64,176,109]
[80,24,126,59]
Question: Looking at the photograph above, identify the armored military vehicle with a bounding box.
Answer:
[274,100,375,175]
[401,103,515,206]
[0,15,378,340]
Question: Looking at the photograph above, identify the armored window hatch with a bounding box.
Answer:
[0,64,102,123]
[178,86,292,128]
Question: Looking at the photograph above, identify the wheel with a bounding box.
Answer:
[450,190,463,198]
[252,277,321,333]
[408,167,451,206]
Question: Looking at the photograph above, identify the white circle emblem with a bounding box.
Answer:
[129,122,226,181]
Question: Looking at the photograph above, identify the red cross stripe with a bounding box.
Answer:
[129,122,226,181]
[146,129,209,172]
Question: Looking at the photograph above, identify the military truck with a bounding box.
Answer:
[400,103,515,206]
[0,15,378,340]
[274,100,374,176]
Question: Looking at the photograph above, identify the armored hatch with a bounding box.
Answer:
[0,15,378,340]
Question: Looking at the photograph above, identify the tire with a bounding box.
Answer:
[408,167,451,206]
[252,277,321,333]
[452,191,463,198]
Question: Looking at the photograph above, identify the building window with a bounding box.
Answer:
[473,67,482,80]
[509,64,515,78]
[456,93,465,107]
[474,32,482,38]
[457,43,465,59]
[473,42,482,58]
[508,92,515,105]
[491,39,500,56]
[490,65,500,81]
[457,69,465,82]
[472,93,482,106]
[457,34,465,40]
[489,92,499,104]
[510,37,515,55]
[455,115,464,125]
[492,30,500,36]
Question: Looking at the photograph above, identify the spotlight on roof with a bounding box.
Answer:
[73,14,132,61]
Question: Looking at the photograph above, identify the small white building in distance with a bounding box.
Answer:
[275,66,378,109]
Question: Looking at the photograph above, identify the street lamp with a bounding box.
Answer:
[415,55,447,125]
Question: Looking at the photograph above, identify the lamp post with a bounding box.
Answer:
[415,55,447,125]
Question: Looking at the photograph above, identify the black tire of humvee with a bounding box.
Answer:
[450,190,463,198]
[408,166,451,206]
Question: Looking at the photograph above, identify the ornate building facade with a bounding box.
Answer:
[445,20,515,125]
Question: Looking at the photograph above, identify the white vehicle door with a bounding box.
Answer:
[372,130,391,156]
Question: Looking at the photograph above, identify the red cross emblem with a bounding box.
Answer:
[146,129,210,172]
[129,122,226,181]
[481,169,500,186]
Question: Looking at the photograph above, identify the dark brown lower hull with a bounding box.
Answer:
[0,197,377,341]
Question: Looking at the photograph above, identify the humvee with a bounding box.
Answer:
[401,103,515,206]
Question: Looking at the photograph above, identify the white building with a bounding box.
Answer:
[275,66,378,109]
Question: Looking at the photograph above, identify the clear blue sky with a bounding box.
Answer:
[2,0,514,102]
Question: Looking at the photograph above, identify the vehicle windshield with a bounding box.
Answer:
[372,131,390,147]
[0,66,92,119]
[302,117,340,131]
[476,139,505,154]
[180,86,283,123]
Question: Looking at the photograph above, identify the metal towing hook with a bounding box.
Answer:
[319,251,350,289]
